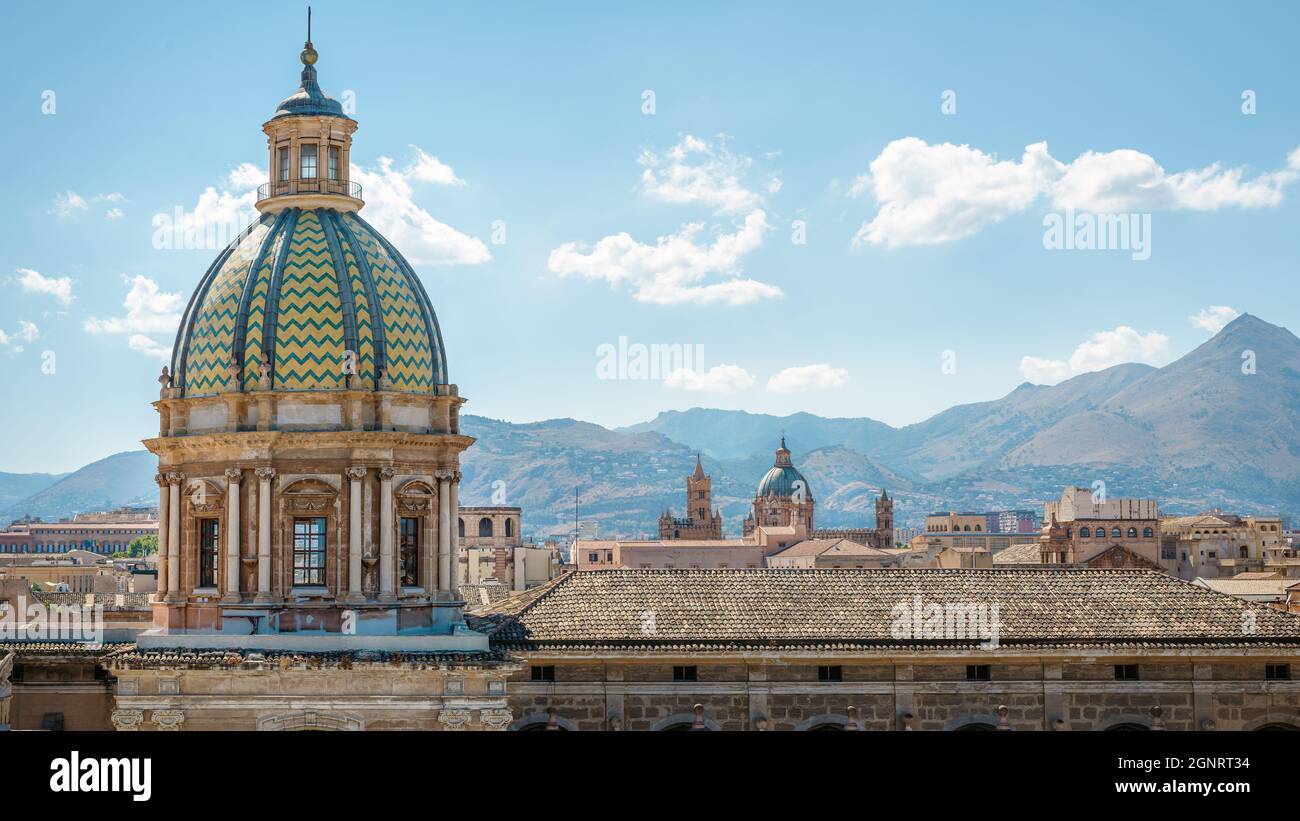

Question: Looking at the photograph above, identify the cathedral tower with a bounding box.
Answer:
[659,454,723,539]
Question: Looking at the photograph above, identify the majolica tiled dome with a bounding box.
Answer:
[171,208,447,397]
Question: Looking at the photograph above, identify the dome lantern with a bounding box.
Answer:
[257,7,361,213]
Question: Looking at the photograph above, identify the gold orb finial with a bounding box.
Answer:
[300,6,317,65]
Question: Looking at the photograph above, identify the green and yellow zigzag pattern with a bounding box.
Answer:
[178,208,440,397]
[184,220,271,396]
[240,223,286,392]
[273,210,346,391]
[336,222,377,388]
[341,213,435,391]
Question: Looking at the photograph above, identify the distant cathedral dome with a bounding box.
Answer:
[756,437,813,501]
[169,34,446,398]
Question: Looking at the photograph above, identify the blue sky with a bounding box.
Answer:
[2,0,1298,473]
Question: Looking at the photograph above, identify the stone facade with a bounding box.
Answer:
[106,649,517,731]
[500,657,1300,731]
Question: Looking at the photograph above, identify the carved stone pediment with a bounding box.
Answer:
[281,477,338,514]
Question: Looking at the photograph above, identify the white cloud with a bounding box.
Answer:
[227,163,267,191]
[50,191,88,217]
[15,268,74,304]
[1018,326,1170,385]
[84,276,183,361]
[547,210,781,306]
[84,275,183,337]
[852,138,1300,247]
[1189,305,1240,334]
[405,147,465,186]
[663,364,755,393]
[105,207,125,220]
[0,320,39,354]
[127,334,173,361]
[350,151,490,266]
[1017,355,1073,385]
[638,134,763,214]
[766,363,849,393]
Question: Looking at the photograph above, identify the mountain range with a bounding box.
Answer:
[3,314,1296,537]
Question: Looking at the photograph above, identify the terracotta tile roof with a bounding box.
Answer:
[486,568,1300,651]
[770,538,889,559]
[1193,578,1290,598]
[105,646,512,670]
[992,542,1044,565]
[0,641,132,656]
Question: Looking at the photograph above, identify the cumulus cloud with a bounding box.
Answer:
[1017,356,1073,385]
[15,268,74,304]
[84,275,184,360]
[227,163,267,191]
[405,147,465,186]
[852,138,1300,247]
[638,134,763,214]
[1018,326,1170,385]
[50,191,88,217]
[547,210,781,306]
[663,364,755,393]
[350,150,489,266]
[127,334,173,361]
[51,191,126,219]
[164,167,263,242]
[1189,305,1240,334]
[0,320,40,353]
[766,363,849,393]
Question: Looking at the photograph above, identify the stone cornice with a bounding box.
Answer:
[143,430,475,460]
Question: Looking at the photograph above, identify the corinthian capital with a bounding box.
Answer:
[254,466,277,481]
[379,466,395,481]
[346,466,368,481]
[165,471,186,486]
[224,467,243,482]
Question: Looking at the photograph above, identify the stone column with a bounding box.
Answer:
[346,466,366,602]
[166,472,183,601]
[437,472,452,594]
[155,473,169,598]
[449,471,461,597]
[223,468,242,602]
[254,467,275,603]
[379,467,395,600]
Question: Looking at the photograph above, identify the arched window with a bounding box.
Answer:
[1111,527,1121,538]
[1080,527,1091,538]
[506,518,514,538]
[1143,527,1154,538]
[457,518,464,538]
[1127,527,1137,538]
[479,517,493,537]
